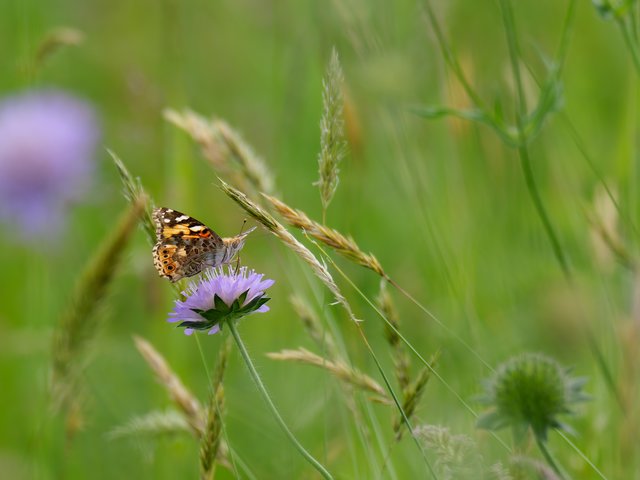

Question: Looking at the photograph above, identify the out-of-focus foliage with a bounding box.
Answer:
[0,0,636,478]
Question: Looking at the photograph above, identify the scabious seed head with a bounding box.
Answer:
[477,353,588,442]
[0,89,99,240]
[168,266,273,335]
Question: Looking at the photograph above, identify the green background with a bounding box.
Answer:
[0,0,636,478]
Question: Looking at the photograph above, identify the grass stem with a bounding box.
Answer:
[535,436,565,479]
[499,0,571,278]
[227,319,334,480]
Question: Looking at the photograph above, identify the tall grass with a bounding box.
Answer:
[3,0,636,478]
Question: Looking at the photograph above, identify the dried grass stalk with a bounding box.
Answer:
[377,282,410,391]
[588,184,634,271]
[108,149,156,245]
[165,108,274,194]
[108,409,192,440]
[164,108,229,171]
[412,424,485,478]
[264,193,385,276]
[508,455,562,480]
[267,348,389,402]
[200,339,231,480]
[35,27,84,66]
[134,336,204,436]
[290,295,341,360]
[51,197,146,413]
[201,385,225,480]
[316,48,347,214]
[108,410,230,470]
[220,180,358,322]
[394,352,439,439]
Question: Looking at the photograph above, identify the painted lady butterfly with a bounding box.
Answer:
[152,207,255,282]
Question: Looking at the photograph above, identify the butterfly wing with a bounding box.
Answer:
[152,208,224,282]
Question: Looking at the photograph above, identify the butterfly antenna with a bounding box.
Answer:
[235,219,248,272]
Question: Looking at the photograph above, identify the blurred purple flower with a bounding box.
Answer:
[0,90,99,239]
[169,266,274,335]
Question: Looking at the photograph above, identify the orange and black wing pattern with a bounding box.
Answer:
[152,207,223,282]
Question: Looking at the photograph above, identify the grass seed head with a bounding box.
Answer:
[316,47,347,214]
[134,336,204,436]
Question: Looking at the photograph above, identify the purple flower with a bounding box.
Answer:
[169,266,274,335]
[0,90,99,239]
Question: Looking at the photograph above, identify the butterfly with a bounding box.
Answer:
[152,207,256,282]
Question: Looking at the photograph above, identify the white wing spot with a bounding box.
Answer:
[175,215,189,222]
[163,218,171,223]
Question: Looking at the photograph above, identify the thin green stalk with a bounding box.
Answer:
[225,445,258,480]
[499,0,571,278]
[631,5,640,43]
[363,401,398,480]
[194,336,214,394]
[562,115,640,240]
[296,259,393,477]
[303,226,494,372]
[226,320,334,480]
[387,276,495,372]
[354,325,437,479]
[586,330,626,412]
[194,336,242,479]
[619,17,640,74]
[518,145,571,278]
[422,0,485,109]
[500,0,526,114]
[555,0,577,74]
[556,431,609,480]
[535,436,565,480]
[321,249,512,453]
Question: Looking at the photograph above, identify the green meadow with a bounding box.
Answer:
[0,0,637,478]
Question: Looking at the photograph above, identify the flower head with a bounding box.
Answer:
[0,89,99,239]
[477,353,588,443]
[169,266,274,335]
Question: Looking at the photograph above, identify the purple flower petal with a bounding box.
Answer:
[0,89,99,240]
[168,266,274,335]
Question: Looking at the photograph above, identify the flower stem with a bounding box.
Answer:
[227,320,334,479]
[535,436,565,480]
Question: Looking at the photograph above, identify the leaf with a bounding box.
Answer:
[178,320,212,330]
[512,422,530,445]
[237,289,249,306]
[242,295,270,312]
[213,294,231,313]
[191,308,226,323]
[476,410,510,431]
[411,104,519,147]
